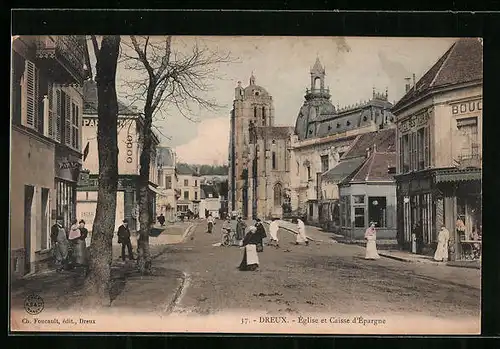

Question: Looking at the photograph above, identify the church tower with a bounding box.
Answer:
[228,73,274,217]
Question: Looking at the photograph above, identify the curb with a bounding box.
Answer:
[378,253,447,266]
[164,271,190,313]
[181,223,196,243]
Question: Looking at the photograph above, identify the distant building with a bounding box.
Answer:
[199,184,221,218]
[176,165,202,216]
[393,38,482,259]
[76,80,160,233]
[11,35,87,276]
[156,146,178,222]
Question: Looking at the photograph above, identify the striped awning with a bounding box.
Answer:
[434,168,482,183]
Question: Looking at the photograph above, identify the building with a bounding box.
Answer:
[338,136,397,239]
[11,35,88,276]
[199,184,222,218]
[76,80,160,233]
[392,38,482,260]
[176,164,202,216]
[290,58,395,225]
[156,146,178,222]
[228,73,276,218]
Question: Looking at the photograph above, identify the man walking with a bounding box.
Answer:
[118,219,134,261]
[51,216,70,272]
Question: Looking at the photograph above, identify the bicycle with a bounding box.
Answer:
[221,228,236,247]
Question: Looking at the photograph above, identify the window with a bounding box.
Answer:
[262,106,266,124]
[194,180,198,187]
[22,60,40,131]
[368,196,387,228]
[353,195,365,228]
[165,176,172,189]
[272,152,277,170]
[321,155,329,173]
[71,102,80,150]
[457,117,479,159]
[158,170,163,187]
[56,179,76,228]
[309,203,314,217]
[254,106,257,118]
[401,134,410,173]
[64,91,71,147]
[184,179,189,187]
[417,128,425,170]
[307,166,311,180]
[340,195,351,227]
[177,205,188,212]
[184,191,189,200]
[424,126,430,167]
[273,183,282,207]
[195,192,198,200]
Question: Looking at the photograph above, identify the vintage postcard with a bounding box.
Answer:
[10,35,482,334]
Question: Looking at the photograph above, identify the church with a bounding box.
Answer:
[228,58,396,223]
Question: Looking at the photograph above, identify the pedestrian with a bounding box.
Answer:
[433,225,450,262]
[413,222,424,254]
[68,219,81,267]
[157,213,166,226]
[364,222,381,260]
[238,226,260,271]
[73,220,89,272]
[268,218,280,248]
[293,218,309,245]
[236,216,247,245]
[207,214,215,234]
[254,218,267,252]
[50,216,70,272]
[117,219,135,261]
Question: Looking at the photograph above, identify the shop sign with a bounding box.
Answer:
[399,111,430,133]
[56,155,82,182]
[451,99,482,116]
[83,118,131,128]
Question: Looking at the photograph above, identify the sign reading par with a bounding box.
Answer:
[83,118,131,128]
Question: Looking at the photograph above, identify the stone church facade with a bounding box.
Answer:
[229,59,395,222]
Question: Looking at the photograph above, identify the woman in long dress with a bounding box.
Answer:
[238,226,260,271]
[73,220,89,268]
[434,225,450,262]
[364,222,380,260]
[293,218,309,245]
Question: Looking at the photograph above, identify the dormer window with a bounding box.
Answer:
[327,125,332,131]
[346,121,351,126]
[337,123,340,128]
[254,91,260,96]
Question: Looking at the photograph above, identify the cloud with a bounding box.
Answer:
[174,117,229,165]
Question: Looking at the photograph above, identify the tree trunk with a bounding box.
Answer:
[83,36,121,307]
[137,108,154,275]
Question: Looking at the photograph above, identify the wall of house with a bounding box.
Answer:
[11,127,56,275]
[339,183,397,239]
[76,191,124,233]
[177,174,201,202]
[156,167,177,221]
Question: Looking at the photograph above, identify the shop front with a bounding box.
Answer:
[55,147,82,229]
[395,167,481,260]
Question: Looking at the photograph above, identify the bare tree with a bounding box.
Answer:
[120,36,236,274]
[82,35,120,306]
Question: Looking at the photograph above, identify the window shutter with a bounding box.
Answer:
[65,93,71,146]
[55,89,62,142]
[47,83,54,138]
[424,126,429,167]
[24,60,39,130]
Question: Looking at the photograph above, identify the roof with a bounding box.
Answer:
[341,152,397,184]
[342,128,396,160]
[176,163,197,176]
[83,80,139,115]
[322,157,365,183]
[157,147,175,167]
[393,38,483,112]
[200,184,219,199]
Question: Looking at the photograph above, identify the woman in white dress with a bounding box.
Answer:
[433,225,450,262]
[364,222,380,260]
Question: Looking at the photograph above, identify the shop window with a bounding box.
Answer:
[183,191,189,200]
[321,155,329,173]
[368,196,387,228]
[354,207,365,228]
[353,195,365,228]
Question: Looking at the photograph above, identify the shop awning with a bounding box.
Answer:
[434,168,482,184]
[148,184,168,196]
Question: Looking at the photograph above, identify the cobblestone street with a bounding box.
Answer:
[157,221,480,319]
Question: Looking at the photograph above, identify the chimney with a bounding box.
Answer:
[404,77,411,93]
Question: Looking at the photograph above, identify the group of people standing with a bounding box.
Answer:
[51,216,89,273]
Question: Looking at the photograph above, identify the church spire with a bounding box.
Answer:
[250,71,256,85]
[311,57,325,74]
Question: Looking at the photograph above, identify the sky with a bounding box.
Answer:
[91,36,459,165]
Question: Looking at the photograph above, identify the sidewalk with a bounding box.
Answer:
[11,222,196,314]
[377,250,481,269]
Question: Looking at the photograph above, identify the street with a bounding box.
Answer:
[157,220,480,319]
